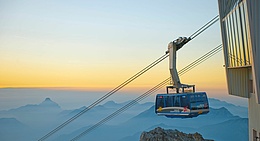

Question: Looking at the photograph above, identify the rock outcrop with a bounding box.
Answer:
[140,127,213,141]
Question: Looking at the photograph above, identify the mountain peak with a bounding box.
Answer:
[140,127,211,141]
[39,98,61,110]
[41,98,55,104]
[103,100,119,108]
[45,98,51,101]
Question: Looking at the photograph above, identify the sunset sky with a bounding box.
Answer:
[0,1,225,95]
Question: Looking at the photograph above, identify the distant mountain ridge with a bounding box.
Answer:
[0,118,30,141]
[208,98,248,118]
[0,97,248,141]
[54,101,247,141]
[39,98,61,108]
[7,97,62,113]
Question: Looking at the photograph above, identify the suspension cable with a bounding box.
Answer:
[38,53,168,141]
[189,15,219,40]
[38,15,220,141]
[70,44,223,141]
[178,44,222,74]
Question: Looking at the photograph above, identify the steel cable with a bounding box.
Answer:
[178,44,222,75]
[70,44,223,141]
[189,15,219,40]
[38,15,220,141]
[38,53,168,141]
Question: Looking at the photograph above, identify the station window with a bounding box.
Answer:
[222,1,251,68]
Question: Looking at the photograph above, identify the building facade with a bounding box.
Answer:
[218,0,260,140]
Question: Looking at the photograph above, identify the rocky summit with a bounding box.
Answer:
[140,127,213,141]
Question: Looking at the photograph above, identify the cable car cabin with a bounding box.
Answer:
[155,92,209,118]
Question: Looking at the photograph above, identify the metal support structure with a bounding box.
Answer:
[167,37,194,94]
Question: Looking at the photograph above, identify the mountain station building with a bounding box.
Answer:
[218,0,260,140]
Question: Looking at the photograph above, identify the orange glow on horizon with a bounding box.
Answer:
[0,61,228,93]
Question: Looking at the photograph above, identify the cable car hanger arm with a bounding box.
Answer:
[166,37,194,93]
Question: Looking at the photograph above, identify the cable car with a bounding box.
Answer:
[154,37,210,118]
[155,92,209,118]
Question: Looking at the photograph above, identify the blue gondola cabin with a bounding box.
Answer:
[155,92,209,118]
